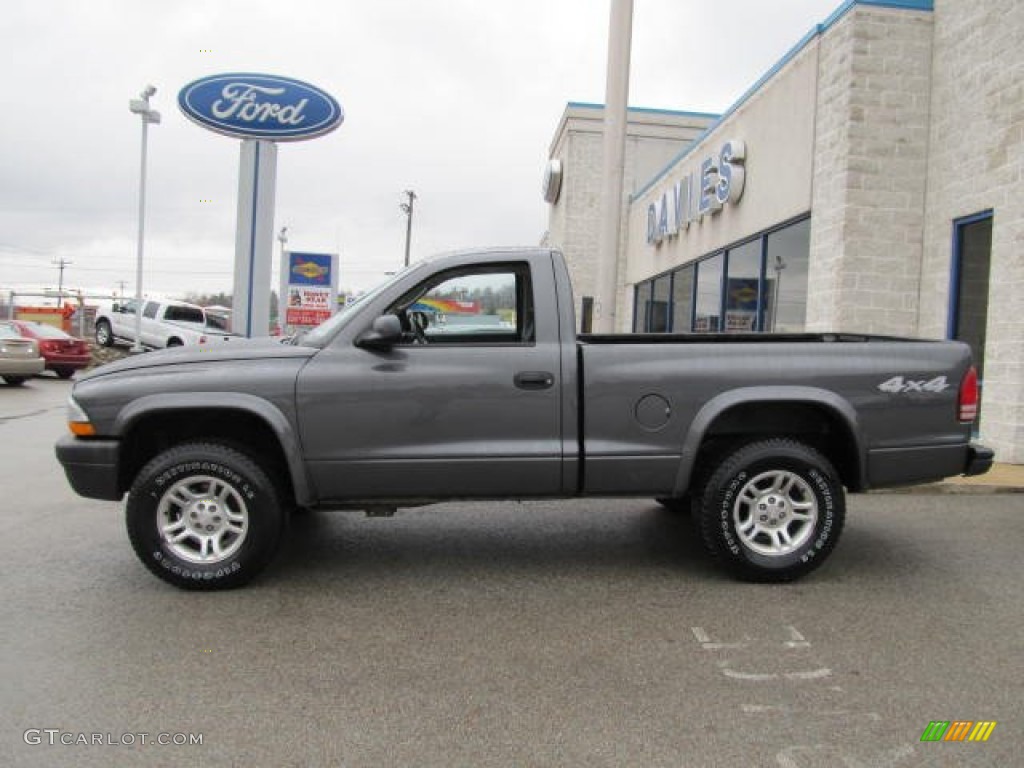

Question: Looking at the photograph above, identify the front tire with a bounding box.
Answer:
[695,438,845,582]
[95,319,113,347]
[126,442,285,590]
[3,375,28,386]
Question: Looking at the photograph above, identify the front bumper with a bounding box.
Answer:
[964,443,995,477]
[55,435,123,501]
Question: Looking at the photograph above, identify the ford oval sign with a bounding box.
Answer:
[178,73,343,141]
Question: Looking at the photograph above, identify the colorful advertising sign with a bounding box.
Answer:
[282,251,338,327]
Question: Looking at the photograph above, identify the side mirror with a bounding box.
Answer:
[112,302,121,313]
[357,314,403,350]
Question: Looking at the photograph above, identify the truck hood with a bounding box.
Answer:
[81,338,316,380]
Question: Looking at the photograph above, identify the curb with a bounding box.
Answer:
[870,484,1024,495]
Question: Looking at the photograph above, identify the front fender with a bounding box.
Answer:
[114,392,314,506]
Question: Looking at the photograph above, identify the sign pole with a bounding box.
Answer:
[178,73,343,338]
[233,140,277,338]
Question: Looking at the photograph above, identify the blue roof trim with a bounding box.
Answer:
[567,101,721,120]
[631,0,934,202]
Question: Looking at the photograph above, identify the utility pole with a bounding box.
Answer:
[117,280,128,300]
[400,189,417,268]
[53,258,73,307]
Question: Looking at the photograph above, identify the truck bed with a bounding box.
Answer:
[580,332,911,344]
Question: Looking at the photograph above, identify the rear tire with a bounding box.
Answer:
[55,368,75,380]
[3,375,28,386]
[95,319,113,347]
[126,442,285,590]
[695,438,845,582]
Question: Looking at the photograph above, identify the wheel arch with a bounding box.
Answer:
[674,387,866,495]
[114,394,313,506]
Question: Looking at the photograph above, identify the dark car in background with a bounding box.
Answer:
[11,320,90,379]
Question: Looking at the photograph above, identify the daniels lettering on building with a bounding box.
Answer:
[178,73,343,141]
[647,139,746,245]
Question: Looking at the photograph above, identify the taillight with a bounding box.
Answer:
[40,340,58,352]
[958,366,979,423]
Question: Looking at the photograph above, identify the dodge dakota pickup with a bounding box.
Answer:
[56,248,992,589]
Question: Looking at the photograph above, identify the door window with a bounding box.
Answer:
[392,264,533,344]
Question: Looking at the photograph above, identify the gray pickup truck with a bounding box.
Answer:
[56,248,992,589]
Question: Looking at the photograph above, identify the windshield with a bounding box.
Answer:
[297,262,428,346]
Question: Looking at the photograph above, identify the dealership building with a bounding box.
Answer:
[544,0,1023,463]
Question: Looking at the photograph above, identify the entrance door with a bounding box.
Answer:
[949,211,993,428]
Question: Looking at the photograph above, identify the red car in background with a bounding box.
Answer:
[11,320,91,379]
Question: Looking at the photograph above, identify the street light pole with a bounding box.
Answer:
[771,254,786,332]
[400,189,416,268]
[277,226,288,333]
[128,85,160,354]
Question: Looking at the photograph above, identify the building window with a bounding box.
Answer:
[724,238,761,333]
[671,265,694,332]
[765,218,810,332]
[634,282,651,331]
[650,276,671,332]
[694,253,724,332]
[631,215,811,334]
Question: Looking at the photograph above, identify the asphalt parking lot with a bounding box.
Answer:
[3,376,1021,767]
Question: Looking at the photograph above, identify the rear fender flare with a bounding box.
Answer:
[672,386,865,496]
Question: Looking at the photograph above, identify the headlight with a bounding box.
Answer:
[67,396,96,437]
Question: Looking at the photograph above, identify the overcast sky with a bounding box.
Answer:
[1,0,842,299]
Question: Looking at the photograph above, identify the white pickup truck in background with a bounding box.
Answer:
[93,298,236,349]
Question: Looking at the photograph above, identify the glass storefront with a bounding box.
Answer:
[633,216,810,333]
[764,218,810,332]
[694,254,724,332]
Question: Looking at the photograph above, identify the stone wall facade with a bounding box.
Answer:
[919,0,1024,461]
[807,5,934,334]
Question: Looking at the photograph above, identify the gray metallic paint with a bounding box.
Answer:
[58,248,984,506]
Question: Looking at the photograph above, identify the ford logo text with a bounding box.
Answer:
[178,73,343,141]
